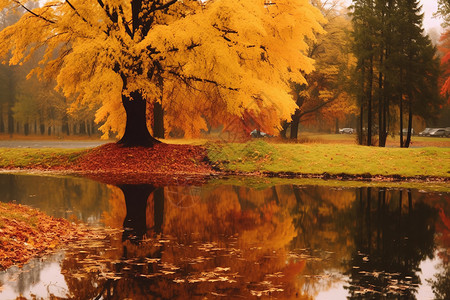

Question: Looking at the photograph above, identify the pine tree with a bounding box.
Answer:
[351,0,440,147]
[393,0,439,147]
[351,0,377,145]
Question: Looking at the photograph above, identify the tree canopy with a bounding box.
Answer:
[350,0,440,147]
[281,0,356,139]
[0,0,324,146]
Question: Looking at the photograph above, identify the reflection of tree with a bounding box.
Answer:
[0,253,66,299]
[289,185,356,297]
[61,184,308,299]
[119,184,156,242]
[429,207,450,299]
[430,263,450,300]
[55,184,446,300]
[346,188,437,299]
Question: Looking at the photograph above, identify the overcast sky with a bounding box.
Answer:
[343,0,444,33]
[421,0,443,33]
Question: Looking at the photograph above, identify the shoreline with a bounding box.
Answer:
[1,166,448,185]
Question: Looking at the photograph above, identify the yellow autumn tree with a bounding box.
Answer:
[0,0,324,146]
[283,0,356,138]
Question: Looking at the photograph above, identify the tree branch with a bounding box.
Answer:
[298,90,343,119]
[12,0,55,24]
[149,0,179,14]
[168,70,239,91]
[96,0,132,37]
[96,0,117,23]
[65,0,90,24]
[117,5,132,37]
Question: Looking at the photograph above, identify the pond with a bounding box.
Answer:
[0,173,449,299]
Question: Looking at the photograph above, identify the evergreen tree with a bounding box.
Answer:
[351,0,440,147]
[351,0,377,145]
[394,0,439,147]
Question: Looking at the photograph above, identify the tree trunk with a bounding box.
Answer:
[119,184,155,242]
[399,98,403,148]
[153,187,165,234]
[359,105,364,145]
[289,88,305,140]
[152,101,165,139]
[0,107,4,133]
[378,62,385,147]
[24,122,29,136]
[87,120,92,136]
[118,90,160,147]
[290,113,300,139]
[279,121,289,139]
[404,93,413,148]
[399,69,404,148]
[367,55,373,146]
[7,104,14,136]
[358,58,365,145]
[79,121,86,135]
[62,114,70,136]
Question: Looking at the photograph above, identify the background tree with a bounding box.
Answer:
[350,0,440,147]
[350,0,377,145]
[282,0,356,140]
[437,0,450,27]
[394,0,440,148]
[0,7,22,136]
[0,3,99,137]
[438,3,450,113]
[0,0,324,147]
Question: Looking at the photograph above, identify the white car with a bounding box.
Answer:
[339,128,354,134]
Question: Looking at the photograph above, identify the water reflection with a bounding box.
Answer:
[346,188,437,298]
[0,253,69,299]
[0,173,110,224]
[0,175,449,299]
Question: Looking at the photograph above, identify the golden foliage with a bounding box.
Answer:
[0,0,324,138]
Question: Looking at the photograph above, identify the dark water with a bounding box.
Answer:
[0,174,449,299]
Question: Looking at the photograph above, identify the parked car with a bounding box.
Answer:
[339,128,354,134]
[250,129,272,138]
[418,128,432,136]
[401,128,415,135]
[429,128,446,137]
[445,127,450,137]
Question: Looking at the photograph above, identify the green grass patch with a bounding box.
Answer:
[0,148,86,168]
[206,140,450,178]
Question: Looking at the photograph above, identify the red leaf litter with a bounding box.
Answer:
[73,143,217,185]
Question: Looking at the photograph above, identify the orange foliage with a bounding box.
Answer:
[440,29,450,104]
[437,207,450,264]
[0,202,88,270]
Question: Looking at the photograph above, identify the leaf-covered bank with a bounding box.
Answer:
[0,202,89,270]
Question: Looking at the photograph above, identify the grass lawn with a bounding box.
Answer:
[0,148,85,168]
[0,139,448,178]
[206,140,450,178]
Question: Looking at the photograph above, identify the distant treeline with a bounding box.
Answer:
[0,5,99,137]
